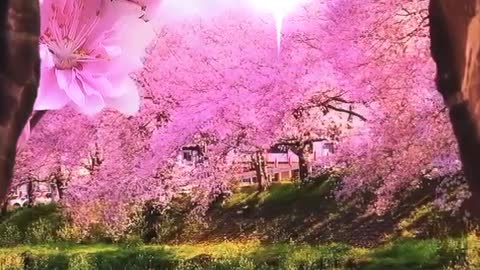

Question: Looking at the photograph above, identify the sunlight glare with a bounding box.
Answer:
[248,0,306,54]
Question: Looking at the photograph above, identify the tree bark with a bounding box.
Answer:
[297,149,311,182]
[290,143,311,182]
[51,168,67,200]
[0,200,7,217]
[251,151,270,192]
[429,0,480,215]
[26,177,34,206]
[0,0,40,202]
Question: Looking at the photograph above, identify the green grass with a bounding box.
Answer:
[0,238,471,269]
[0,179,473,269]
[222,186,258,208]
[222,180,335,210]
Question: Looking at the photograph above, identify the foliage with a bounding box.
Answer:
[0,223,22,247]
[15,0,366,229]
[24,218,59,244]
[0,205,65,246]
[323,0,460,213]
[56,224,84,244]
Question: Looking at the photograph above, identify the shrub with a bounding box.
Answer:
[86,223,113,243]
[0,223,22,246]
[57,223,84,244]
[24,218,59,244]
[119,234,144,249]
[68,254,94,270]
[0,204,65,245]
[0,253,22,270]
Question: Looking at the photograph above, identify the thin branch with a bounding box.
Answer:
[326,105,367,121]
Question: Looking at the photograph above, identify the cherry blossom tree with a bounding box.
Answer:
[144,2,340,165]
[277,91,365,181]
[7,0,164,231]
[11,0,474,231]
[324,0,461,213]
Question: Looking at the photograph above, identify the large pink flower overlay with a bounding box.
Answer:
[35,0,156,115]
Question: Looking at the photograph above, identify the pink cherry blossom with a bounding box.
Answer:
[34,0,155,115]
[123,0,163,20]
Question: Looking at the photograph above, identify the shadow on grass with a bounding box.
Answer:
[194,178,468,247]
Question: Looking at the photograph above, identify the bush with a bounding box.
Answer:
[138,198,195,244]
[24,218,59,244]
[0,253,22,270]
[0,204,65,246]
[86,223,113,244]
[57,224,84,244]
[0,223,22,246]
[68,254,94,270]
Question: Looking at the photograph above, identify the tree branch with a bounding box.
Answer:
[326,105,367,121]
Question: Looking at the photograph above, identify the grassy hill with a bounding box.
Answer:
[0,176,478,269]
[166,177,466,247]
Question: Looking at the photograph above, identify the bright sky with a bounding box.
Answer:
[156,0,309,52]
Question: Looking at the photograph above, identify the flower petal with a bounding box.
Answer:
[39,45,55,69]
[104,78,140,115]
[34,68,70,110]
[56,69,86,106]
[83,74,128,98]
[75,75,106,115]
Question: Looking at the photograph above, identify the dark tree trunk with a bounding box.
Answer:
[251,152,270,192]
[51,168,66,201]
[297,151,310,182]
[54,177,64,200]
[0,200,7,217]
[26,178,34,206]
[429,0,480,215]
[0,0,40,202]
[290,143,311,182]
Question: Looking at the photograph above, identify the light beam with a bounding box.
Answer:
[248,0,306,54]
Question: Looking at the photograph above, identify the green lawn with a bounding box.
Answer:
[0,238,474,269]
[0,179,476,269]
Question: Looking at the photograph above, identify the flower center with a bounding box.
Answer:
[41,2,101,70]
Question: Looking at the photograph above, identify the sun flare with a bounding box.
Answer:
[248,0,308,53]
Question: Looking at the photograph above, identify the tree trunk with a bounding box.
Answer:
[429,0,480,216]
[251,151,270,192]
[52,169,66,201]
[297,150,310,182]
[290,143,311,182]
[0,0,41,202]
[54,177,64,200]
[0,200,7,217]
[26,178,34,206]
